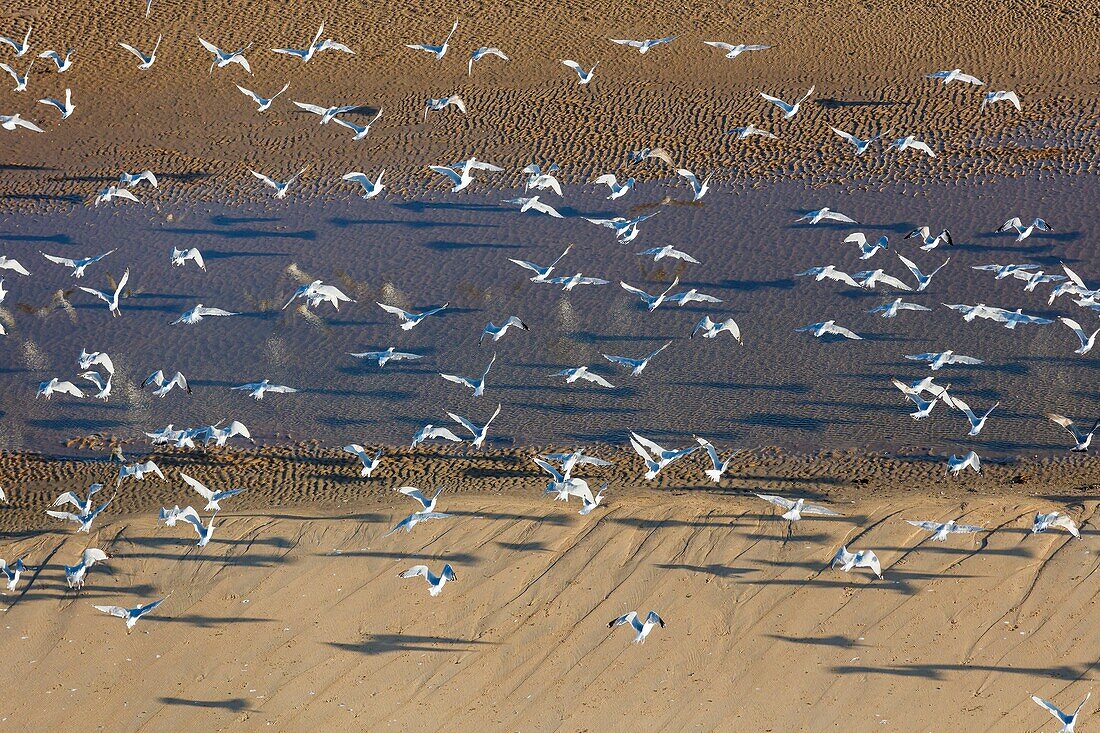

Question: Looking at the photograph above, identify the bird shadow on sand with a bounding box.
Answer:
[164,226,317,241]
[323,550,479,563]
[830,662,1093,681]
[0,231,72,244]
[329,634,497,656]
[149,614,275,629]
[158,697,253,712]
[767,633,867,647]
[655,563,756,578]
[815,98,907,109]
[329,216,497,231]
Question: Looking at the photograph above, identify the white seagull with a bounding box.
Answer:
[502,195,563,218]
[333,108,382,140]
[119,169,158,188]
[945,452,982,476]
[171,303,238,325]
[64,548,109,590]
[897,253,950,291]
[890,135,936,158]
[620,276,680,312]
[760,86,814,118]
[951,397,999,436]
[180,472,246,511]
[0,60,33,92]
[440,353,496,397]
[727,123,777,140]
[695,436,739,482]
[52,482,104,515]
[405,20,458,60]
[410,424,464,449]
[592,173,635,200]
[869,297,931,319]
[609,36,676,54]
[47,499,112,533]
[927,68,983,85]
[676,168,711,201]
[94,598,165,631]
[552,366,615,388]
[0,113,43,132]
[547,272,610,290]
[343,444,383,477]
[349,347,423,367]
[468,46,508,75]
[424,94,466,119]
[629,431,698,480]
[756,494,840,522]
[1031,692,1090,733]
[996,216,1052,242]
[690,315,742,342]
[905,226,953,251]
[143,370,190,397]
[796,265,862,288]
[293,100,358,124]
[232,379,297,400]
[907,518,984,540]
[1047,414,1099,452]
[831,546,882,579]
[447,403,502,450]
[796,207,857,225]
[37,378,84,399]
[608,610,665,643]
[93,185,140,206]
[795,320,862,340]
[603,341,672,376]
[845,232,890,259]
[560,59,596,84]
[40,248,114,278]
[342,170,385,199]
[0,26,32,57]
[38,87,74,118]
[119,36,161,69]
[171,247,206,271]
[377,301,448,330]
[480,316,528,345]
[0,557,25,592]
[830,127,881,155]
[250,168,304,199]
[117,460,165,486]
[508,244,572,283]
[981,90,1021,111]
[271,22,325,63]
[283,280,355,310]
[905,350,983,370]
[637,245,699,264]
[704,41,770,58]
[399,564,456,596]
[235,82,289,112]
[79,371,112,401]
[1031,511,1081,538]
[198,37,252,73]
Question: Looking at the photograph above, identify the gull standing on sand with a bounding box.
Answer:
[704,41,770,58]
[171,303,238,324]
[1046,414,1099,451]
[1031,692,1091,732]
[250,169,305,199]
[119,36,161,69]
[399,564,457,596]
[440,353,496,397]
[38,88,74,119]
[64,548,109,590]
[795,321,862,340]
[996,216,1053,241]
[592,173,635,200]
[377,301,448,330]
[560,59,596,84]
[603,341,672,376]
[552,366,615,388]
[946,452,982,476]
[695,437,739,482]
[982,90,1021,111]
[181,472,246,511]
[468,46,508,75]
[342,170,385,199]
[890,135,936,158]
[907,518,985,540]
[236,82,289,112]
[756,494,840,522]
[727,123,777,140]
[0,113,43,132]
[143,370,190,396]
[637,245,700,264]
[830,128,882,156]
[480,316,528,345]
[927,68,984,86]
[845,233,889,259]
[609,36,676,54]
[796,207,857,225]
[198,37,252,73]
[0,26,32,57]
[831,546,882,579]
[760,86,814,118]
[897,253,950,291]
[40,249,114,277]
[37,378,84,399]
[509,244,572,283]
[1031,511,1081,538]
[447,403,502,450]
[47,498,112,532]
[690,315,741,342]
[232,379,297,401]
[0,557,25,592]
[406,20,458,60]
[608,610,665,643]
[410,424,464,448]
[171,247,206,271]
[629,432,698,480]
[676,168,710,200]
[343,445,383,477]
[283,280,355,310]
[95,598,165,631]
[905,350,983,370]
[349,347,423,367]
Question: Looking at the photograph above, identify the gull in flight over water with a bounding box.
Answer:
[342,170,385,199]
[704,41,770,58]
[77,268,129,316]
[0,60,33,92]
[480,316,528,345]
[231,379,297,400]
[620,276,680,311]
[64,548,109,590]
[410,424,463,449]
[946,452,982,476]
[853,268,912,291]
[440,353,496,397]
[845,232,889,259]
[1057,317,1098,355]
[181,472,246,511]
[695,437,740,482]
[236,82,289,112]
[349,347,423,367]
[592,173,635,200]
[0,113,43,132]
[831,546,882,579]
[447,403,502,450]
[551,366,615,388]
[869,297,931,319]
[1031,511,1081,538]
[343,445,383,477]
[893,378,952,419]
[951,396,999,436]
[609,610,665,643]
[996,216,1052,242]
[603,341,672,376]
[548,272,610,290]
[629,432,698,480]
[760,86,814,118]
[560,59,596,84]
[907,518,984,540]
[171,247,205,271]
[691,315,742,342]
[1031,692,1090,733]
[676,168,711,201]
[47,498,112,532]
[637,245,699,264]
[171,303,238,325]
[981,90,1021,111]
[95,598,165,632]
[143,370,190,397]
[0,25,32,57]
[469,46,508,75]
[795,320,862,340]
[1047,413,1099,451]
[897,253,950,291]
[250,168,305,199]
[405,20,458,60]
[377,301,448,330]
[79,370,112,400]
[119,36,161,69]
[509,244,572,283]
[905,226,953,251]
[399,564,457,596]
[38,88,74,119]
[756,494,840,522]
[198,37,252,73]
[283,280,355,310]
[796,207,856,225]
[797,265,862,289]
[830,127,881,155]
[890,135,936,157]
[927,68,983,85]
[609,36,676,54]
[0,255,30,276]
[173,507,216,547]
[905,350,983,371]
[40,249,114,278]
[502,195,563,218]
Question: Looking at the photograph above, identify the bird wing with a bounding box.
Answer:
[94,605,129,618]
[695,437,722,470]
[801,503,840,516]
[399,565,430,579]
[675,168,700,189]
[906,520,940,531]
[180,472,214,500]
[756,494,795,510]
[532,457,565,482]
[759,92,792,113]
[429,165,463,186]
[119,42,146,61]
[397,486,432,509]
[47,510,80,523]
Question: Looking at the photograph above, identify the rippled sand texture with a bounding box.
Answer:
[0,0,1097,206]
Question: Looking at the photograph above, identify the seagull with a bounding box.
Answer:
[795,320,862,340]
[905,226,953,251]
[996,217,1053,242]
[726,123,777,140]
[603,341,672,376]
[64,548,109,590]
[480,316,528,345]
[830,546,882,579]
[349,347,423,367]
[429,162,479,192]
[592,173,635,200]
[1031,692,1091,733]
[171,303,238,325]
[637,245,699,264]
[293,100,359,125]
[547,272,610,290]
[897,253,950,291]
[342,170,385,199]
[399,564,456,596]
[579,485,607,515]
[868,297,931,319]
[945,452,982,476]
[551,366,615,388]
[250,168,304,199]
[796,265,862,289]
[343,445,383,477]
[502,195,563,218]
[176,507,216,547]
[990,307,1053,330]
[405,20,458,60]
[1047,414,1099,451]
[854,268,912,290]
[271,22,325,63]
[38,87,74,118]
[440,353,496,397]
[668,287,722,307]
[927,68,983,85]
[830,127,881,155]
[890,135,936,158]
[1050,264,1098,304]
[198,37,252,73]
[169,246,206,271]
[760,86,814,118]
[756,494,840,521]
[891,376,959,409]
[333,108,382,140]
[900,383,951,419]
[0,558,26,592]
[119,36,161,69]
[447,403,502,450]
[676,168,711,201]
[385,486,450,531]
[52,482,104,515]
[796,207,856,225]
[94,598,165,631]
[586,212,659,241]
[609,36,676,54]
[424,95,466,120]
[180,472,246,511]
[695,436,739,482]
[628,148,675,166]
[117,460,165,486]
[235,82,289,112]
[314,37,355,55]
[377,301,448,330]
[120,171,157,188]
[231,379,297,400]
[79,371,112,401]
[37,378,84,399]
[410,424,464,449]
[283,280,355,310]
[0,25,32,57]
[845,233,889,259]
[525,171,563,197]
[628,432,698,480]
[143,370,190,397]
[907,517,984,540]
[951,397,999,436]
[704,41,770,58]
[1031,511,1081,538]
[560,59,596,84]
[1057,317,1098,356]
[608,610,665,643]
[468,46,508,75]
[0,60,33,92]
[972,262,1040,280]
[0,255,30,276]
[691,315,742,342]
[905,350,983,370]
[981,90,1021,111]
[93,185,140,206]
[47,498,112,532]
[0,113,43,132]
[1012,269,1066,292]
[620,277,680,311]
[40,249,114,278]
[509,244,572,283]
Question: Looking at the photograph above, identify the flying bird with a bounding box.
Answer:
[410,424,463,449]
[796,207,856,225]
[64,548,109,590]
[117,460,165,486]
[40,249,114,278]
[171,304,238,325]
[232,379,297,400]
[927,68,983,85]
[609,36,676,54]
[349,347,423,367]
[377,301,448,330]
[592,173,635,200]
[37,378,85,399]
[283,280,355,310]
[560,59,596,84]
[845,232,890,259]
[119,36,161,69]
[603,341,672,376]
[405,20,458,60]
[1046,414,1099,451]
[197,37,252,73]
[343,444,383,477]
[47,499,112,532]
[0,113,43,132]
[690,315,742,342]
[1057,317,1098,355]
[480,316,528,345]
[468,46,508,75]
[945,451,982,476]
[905,350,983,370]
[608,610,665,643]
[447,403,502,450]
[795,321,862,340]
[830,127,881,155]
[704,41,770,58]
[637,245,699,264]
[399,564,457,596]
[508,244,572,283]
[830,546,882,579]
[552,366,615,388]
[695,437,739,482]
[94,598,165,631]
[981,90,1021,111]
[0,557,26,592]
[1031,511,1080,538]
[502,195,563,218]
[342,170,385,199]
[180,472,245,511]
[38,87,74,118]
[897,253,950,291]
[890,135,936,158]
[143,370,190,397]
[235,82,289,111]
[1031,692,1091,733]
[440,353,496,397]
[250,168,305,199]
[676,168,710,201]
[726,123,777,140]
[868,297,931,319]
[756,494,840,522]
[996,216,1052,241]
[629,432,697,480]
[0,60,33,92]
[0,25,32,57]
[760,86,814,118]
[907,518,984,540]
[905,226,953,251]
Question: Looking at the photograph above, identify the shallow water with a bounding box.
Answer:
[0,175,1096,457]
